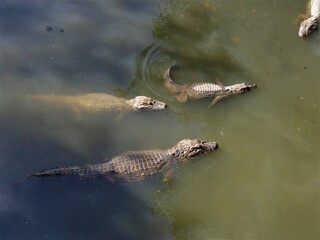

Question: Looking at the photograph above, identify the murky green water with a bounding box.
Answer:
[0,0,319,239]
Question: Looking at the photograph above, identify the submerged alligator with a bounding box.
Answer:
[30,139,218,181]
[299,0,320,37]
[164,66,257,108]
[27,93,167,112]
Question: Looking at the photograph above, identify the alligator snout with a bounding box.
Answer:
[153,101,167,109]
[202,141,218,152]
[299,17,318,37]
[250,83,257,90]
[213,143,219,150]
[132,96,167,110]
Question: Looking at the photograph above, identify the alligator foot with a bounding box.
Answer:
[208,96,226,108]
[175,93,188,103]
[162,170,174,184]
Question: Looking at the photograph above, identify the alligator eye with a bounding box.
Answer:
[141,99,153,107]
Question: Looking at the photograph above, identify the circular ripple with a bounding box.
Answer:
[135,43,176,102]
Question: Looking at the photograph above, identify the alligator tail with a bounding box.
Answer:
[164,66,182,94]
[30,165,105,177]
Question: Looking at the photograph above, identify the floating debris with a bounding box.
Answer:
[46,26,53,31]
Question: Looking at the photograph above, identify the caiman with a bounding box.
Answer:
[164,66,257,108]
[27,93,167,112]
[30,139,218,181]
[299,0,320,37]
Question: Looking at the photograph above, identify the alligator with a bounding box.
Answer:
[299,0,320,37]
[30,139,218,181]
[164,66,257,108]
[27,93,167,112]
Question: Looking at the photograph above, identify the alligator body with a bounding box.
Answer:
[30,139,218,181]
[299,0,320,37]
[164,67,257,108]
[27,93,167,112]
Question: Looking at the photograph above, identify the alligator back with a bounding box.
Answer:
[109,150,173,176]
[31,149,175,181]
[187,83,223,99]
[27,93,131,112]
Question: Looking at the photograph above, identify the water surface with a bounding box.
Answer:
[0,0,319,239]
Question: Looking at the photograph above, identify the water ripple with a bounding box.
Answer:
[135,43,176,101]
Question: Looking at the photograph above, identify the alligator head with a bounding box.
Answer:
[226,83,257,95]
[129,96,167,111]
[240,83,257,93]
[171,139,218,159]
[299,17,318,37]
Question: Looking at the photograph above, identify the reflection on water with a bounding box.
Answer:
[0,0,319,239]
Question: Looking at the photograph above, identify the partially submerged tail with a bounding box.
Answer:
[164,66,183,94]
[30,165,104,177]
[26,95,71,103]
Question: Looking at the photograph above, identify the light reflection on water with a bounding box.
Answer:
[0,0,319,239]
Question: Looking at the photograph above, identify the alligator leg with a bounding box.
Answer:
[175,93,188,103]
[208,95,226,108]
[215,78,224,87]
[116,112,127,122]
[162,169,174,184]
